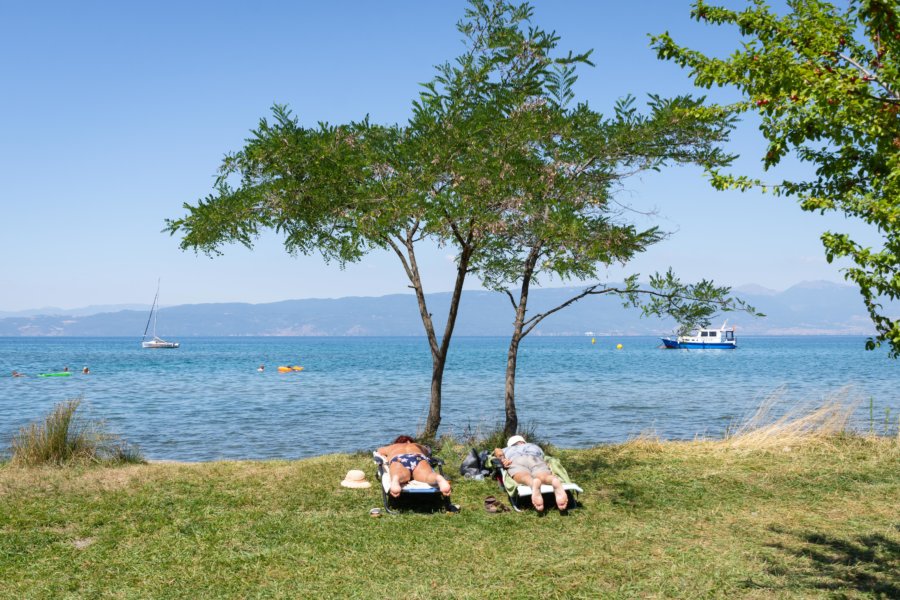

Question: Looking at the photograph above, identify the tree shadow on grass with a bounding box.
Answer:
[560,449,658,510]
[382,493,454,515]
[560,450,624,475]
[762,524,900,597]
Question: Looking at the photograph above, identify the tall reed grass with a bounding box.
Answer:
[10,399,143,466]
[725,387,860,449]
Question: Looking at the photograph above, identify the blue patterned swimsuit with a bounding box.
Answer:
[390,453,429,473]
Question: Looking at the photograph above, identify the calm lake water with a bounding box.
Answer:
[1,336,897,461]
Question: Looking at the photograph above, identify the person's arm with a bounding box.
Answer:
[493,448,511,468]
[376,444,393,457]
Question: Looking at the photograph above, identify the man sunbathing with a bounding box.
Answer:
[493,435,568,511]
[377,435,452,498]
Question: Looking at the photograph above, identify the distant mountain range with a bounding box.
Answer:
[0,281,885,337]
[0,304,149,319]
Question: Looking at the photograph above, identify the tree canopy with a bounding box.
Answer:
[653,0,900,356]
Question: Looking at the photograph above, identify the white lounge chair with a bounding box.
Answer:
[489,456,583,511]
[372,451,454,514]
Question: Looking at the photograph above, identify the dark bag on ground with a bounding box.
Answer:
[478,450,491,475]
[460,448,491,478]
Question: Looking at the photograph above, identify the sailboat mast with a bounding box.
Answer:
[143,281,160,341]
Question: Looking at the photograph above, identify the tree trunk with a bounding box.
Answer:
[502,242,541,437]
[386,225,474,441]
[425,357,446,438]
[420,243,473,440]
[503,328,523,438]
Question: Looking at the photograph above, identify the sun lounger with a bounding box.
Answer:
[373,452,454,514]
[490,455,583,511]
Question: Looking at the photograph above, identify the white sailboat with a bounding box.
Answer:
[142,280,180,349]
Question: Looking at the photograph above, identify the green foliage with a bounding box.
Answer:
[639,269,763,336]
[166,107,405,264]
[420,2,753,331]
[10,399,144,467]
[652,0,900,356]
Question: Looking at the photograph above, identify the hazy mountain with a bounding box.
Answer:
[733,283,779,296]
[0,281,886,337]
[0,304,150,319]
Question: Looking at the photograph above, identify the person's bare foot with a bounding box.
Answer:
[554,485,568,510]
[437,476,452,496]
[531,486,544,511]
[390,477,402,498]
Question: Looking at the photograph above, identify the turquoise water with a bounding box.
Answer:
[1,336,897,460]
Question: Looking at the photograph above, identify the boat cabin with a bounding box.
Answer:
[698,329,735,342]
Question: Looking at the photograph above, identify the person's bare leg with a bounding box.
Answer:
[512,471,543,511]
[389,462,411,497]
[537,472,567,510]
[412,462,451,496]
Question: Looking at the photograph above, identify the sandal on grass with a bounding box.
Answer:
[484,496,509,513]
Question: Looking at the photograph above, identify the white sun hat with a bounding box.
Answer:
[341,469,371,489]
[506,435,526,447]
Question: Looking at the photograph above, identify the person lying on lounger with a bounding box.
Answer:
[493,435,568,511]
[377,435,452,498]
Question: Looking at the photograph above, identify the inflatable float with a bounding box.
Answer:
[39,372,72,377]
[277,366,304,373]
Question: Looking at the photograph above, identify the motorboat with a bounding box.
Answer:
[661,321,736,349]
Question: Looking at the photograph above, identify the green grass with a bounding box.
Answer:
[1,436,897,598]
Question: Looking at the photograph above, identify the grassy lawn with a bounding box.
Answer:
[1,436,897,599]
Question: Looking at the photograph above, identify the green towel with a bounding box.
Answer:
[501,455,573,495]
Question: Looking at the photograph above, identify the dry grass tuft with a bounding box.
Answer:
[725,386,860,450]
[621,430,665,452]
[9,399,144,467]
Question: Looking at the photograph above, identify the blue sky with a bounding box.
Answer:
[0,1,873,311]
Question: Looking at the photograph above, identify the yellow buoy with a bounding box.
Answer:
[591,337,596,344]
[616,343,623,350]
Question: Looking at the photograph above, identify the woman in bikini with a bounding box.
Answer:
[376,435,452,498]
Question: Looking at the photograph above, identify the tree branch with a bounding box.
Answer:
[838,52,900,101]
[505,289,517,310]
[522,284,619,336]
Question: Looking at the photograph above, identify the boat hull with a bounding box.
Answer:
[142,340,180,349]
